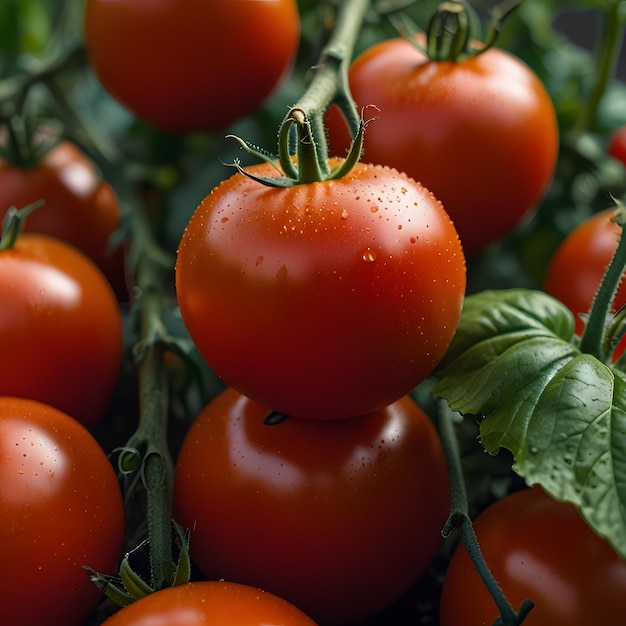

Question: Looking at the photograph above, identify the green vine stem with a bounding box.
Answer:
[437,402,534,626]
[0,42,85,114]
[579,201,626,360]
[0,3,179,590]
[91,162,176,592]
[572,0,625,136]
[231,0,371,186]
[38,69,178,589]
[289,0,370,155]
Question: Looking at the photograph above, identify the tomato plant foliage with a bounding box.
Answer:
[433,288,626,558]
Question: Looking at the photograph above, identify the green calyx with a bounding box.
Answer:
[227,106,368,188]
[0,200,44,251]
[392,0,522,62]
[86,521,191,608]
[225,0,373,188]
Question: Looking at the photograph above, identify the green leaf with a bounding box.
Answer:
[519,355,626,553]
[433,289,626,558]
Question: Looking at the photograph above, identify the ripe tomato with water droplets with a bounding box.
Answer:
[0,397,125,626]
[325,37,559,256]
[175,159,466,419]
[173,388,450,625]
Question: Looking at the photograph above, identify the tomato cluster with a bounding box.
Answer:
[3,1,626,625]
[172,145,464,621]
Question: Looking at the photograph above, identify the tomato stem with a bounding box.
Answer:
[0,42,85,112]
[293,0,369,135]
[572,0,625,136]
[266,0,370,184]
[579,200,626,361]
[425,1,471,61]
[437,402,534,625]
[290,108,329,183]
[41,59,186,592]
[389,0,522,63]
[391,0,521,61]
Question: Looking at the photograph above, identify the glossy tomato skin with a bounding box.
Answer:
[0,397,125,626]
[173,388,450,625]
[0,141,127,298]
[175,160,466,420]
[326,38,559,256]
[83,0,300,133]
[102,581,318,626]
[439,487,626,626]
[543,208,626,359]
[0,234,123,428]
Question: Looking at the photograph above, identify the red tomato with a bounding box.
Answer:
[543,208,626,359]
[608,125,626,165]
[0,233,123,428]
[173,388,450,625]
[325,38,559,256]
[102,581,318,626]
[83,0,300,133]
[0,141,127,298]
[175,159,466,420]
[0,397,125,626]
[439,487,626,625]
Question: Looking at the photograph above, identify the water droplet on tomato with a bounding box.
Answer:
[255,256,264,267]
[341,209,349,219]
[362,248,377,262]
